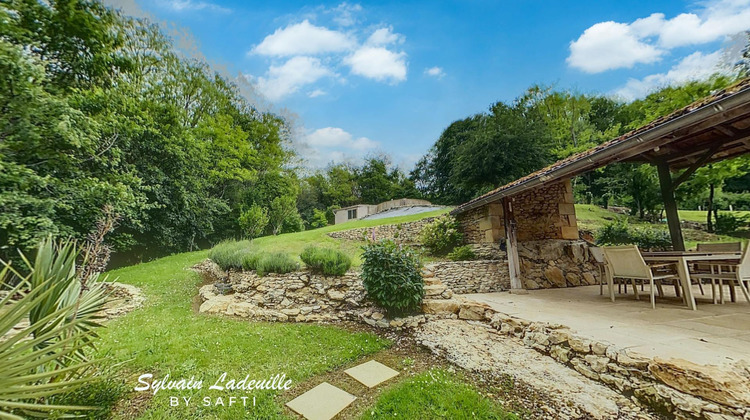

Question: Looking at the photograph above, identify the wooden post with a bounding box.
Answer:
[656,162,686,251]
[503,197,525,293]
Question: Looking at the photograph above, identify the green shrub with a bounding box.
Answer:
[715,213,750,235]
[361,240,424,316]
[241,252,262,271]
[238,204,269,239]
[256,252,299,275]
[300,246,351,276]
[208,240,253,270]
[447,245,476,261]
[595,219,671,251]
[419,215,463,255]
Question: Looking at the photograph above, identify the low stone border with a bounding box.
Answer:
[427,260,509,294]
[432,298,750,420]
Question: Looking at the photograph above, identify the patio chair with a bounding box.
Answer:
[589,246,605,295]
[689,245,750,305]
[602,245,680,309]
[696,242,742,302]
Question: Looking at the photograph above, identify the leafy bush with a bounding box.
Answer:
[419,215,463,255]
[715,213,750,235]
[595,219,672,251]
[256,252,299,276]
[300,247,351,276]
[241,252,262,271]
[238,204,269,239]
[447,245,476,261]
[361,240,424,316]
[208,240,253,270]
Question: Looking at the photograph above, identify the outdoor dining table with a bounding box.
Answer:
[640,251,741,310]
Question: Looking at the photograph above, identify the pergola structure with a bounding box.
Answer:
[454,78,750,252]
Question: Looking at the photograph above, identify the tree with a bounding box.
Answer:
[238,204,269,239]
[269,196,302,235]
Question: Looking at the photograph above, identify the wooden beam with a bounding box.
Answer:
[656,161,685,251]
[502,197,524,292]
[671,142,723,188]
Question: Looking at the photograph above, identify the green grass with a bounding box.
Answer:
[575,204,747,250]
[73,250,389,419]
[360,369,517,420]
[224,208,451,268]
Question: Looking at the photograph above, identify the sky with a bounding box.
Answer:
[104,0,750,170]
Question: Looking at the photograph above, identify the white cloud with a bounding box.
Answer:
[308,89,327,98]
[255,56,333,101]
[567,21,665,73]
[344,46,407,83]
[251,20,355,56]
[424,66,445,78]
[305,127,379,150]
[161,0,230,13]
[366,27,403,46]
[331,2,362,27]
[567,0,750,73]
[614,50,724,100]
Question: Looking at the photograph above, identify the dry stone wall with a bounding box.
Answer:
[428,260,510,294]
[512,179,579,241]
[518,240,600,289]
[326,217,435,243]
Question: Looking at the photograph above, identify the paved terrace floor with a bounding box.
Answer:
[464,285,750,367]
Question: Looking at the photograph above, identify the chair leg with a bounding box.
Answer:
[674,282,681,297]
[711,279,717,304]
[655,280,664,297]
[719,279,725,304]
[698,281,704,295]
[737,277,750,304]
[650,279,656,309]
[632,279,640,300]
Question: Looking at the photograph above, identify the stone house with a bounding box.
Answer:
[333,198,433,224]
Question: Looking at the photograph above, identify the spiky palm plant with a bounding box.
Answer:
[0,238,109,418]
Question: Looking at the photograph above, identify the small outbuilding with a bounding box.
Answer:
[333,198,433,224]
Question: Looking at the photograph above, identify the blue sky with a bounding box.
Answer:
[105,0,750,169]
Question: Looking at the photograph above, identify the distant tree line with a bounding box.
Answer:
[410,74,750,230]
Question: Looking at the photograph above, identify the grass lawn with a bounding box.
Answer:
[227,207,450,267]
[575,204,747,249]
[54,208,524,419]
[361,369,517,420]
[65,250,388,419]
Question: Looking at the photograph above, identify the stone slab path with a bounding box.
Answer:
[344,360,399,388]
[416,319,654,420]
[287,360,399,419]
[286,382,356,420]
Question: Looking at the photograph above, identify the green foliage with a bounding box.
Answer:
[255,252,299,276]
[300,246,352,276]
[269,196,303,235]
[0,238,107,418]
[595,219,672,251]
[361,240,424,315]
[447,245,476,261]
[310,208,329,229]
[0,1,293,261]
[208,240,252,271]
[362,368,517,420]
[419,215,463,255]
[238,204,269,239]
[715,213,750,235]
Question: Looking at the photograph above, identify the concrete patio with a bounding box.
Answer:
[464,285,750,367]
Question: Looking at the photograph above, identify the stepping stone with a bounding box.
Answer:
[344,360,399,388]
[286,382,356,420]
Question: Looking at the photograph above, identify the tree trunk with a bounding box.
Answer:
[707,183,715,232]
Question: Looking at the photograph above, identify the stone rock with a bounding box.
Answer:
[566,272,581,286]
[544,266,567,288]
[199,295,233,314]
[548,329,571,345]
[226,302,258,317]
[371,312,384,320]
[327,290,345,301]
[571,358,600,380]
[568,336,592,353]
[550,345,571,363]
[457,303,487,320]
[424,283,447,297]
[583,272,597,285]
[422,299,460,315]
[649,358,750,409]
[585,355,609,373]
[591,341,609,356]
[281,308,300,316]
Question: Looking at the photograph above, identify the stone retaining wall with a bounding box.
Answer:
[428,260,509,294]
[518,239,600,289]
[326,217,435,243]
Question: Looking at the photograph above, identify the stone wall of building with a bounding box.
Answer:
[512,179,579,241]
[455,204,504,245]
[327,217,435,243]
[518,239,600,289]
[428,260,510,294]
